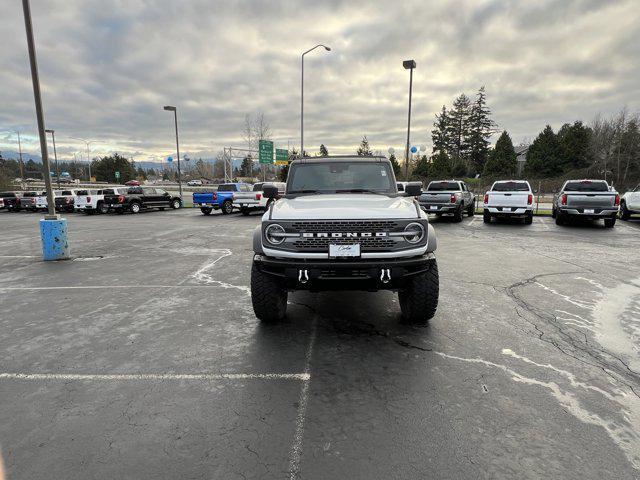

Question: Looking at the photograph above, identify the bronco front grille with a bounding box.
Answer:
[290,220,400,232]
[293,237,395,250]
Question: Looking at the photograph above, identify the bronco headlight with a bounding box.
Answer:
[404,222,425,244]
[264,223,286,245]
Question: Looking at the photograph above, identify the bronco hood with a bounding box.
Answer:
[270,194,421,220]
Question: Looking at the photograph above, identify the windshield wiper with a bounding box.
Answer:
[335,189,387,195]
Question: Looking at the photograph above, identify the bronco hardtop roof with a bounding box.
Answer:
[292,155,388,164]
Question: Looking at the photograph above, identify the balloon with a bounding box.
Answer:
[410,146,418,153]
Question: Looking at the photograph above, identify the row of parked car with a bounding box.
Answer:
[189,178,640,228]
[0,187,183,214]
[415,178,639,227]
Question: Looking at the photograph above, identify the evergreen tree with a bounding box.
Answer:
[467,87,496,173]
[430,151,452,178]
[412,155,431,178]
[431,106,451,155]
[357,136,373,156]
[525,125,564,177]
[483,131,517,176]
[319,144,329,156]
[558,121,592,170]
[389,153,401,178]
[136,166,147,180]
[451,159,468,178]
[239,156,252,177]
[448,94,472,162]
[92,153,137,182]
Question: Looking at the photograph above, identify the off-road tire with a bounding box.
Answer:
[399,260,439,324]
[483,209,491,223]
[467,200,475,217]
[453,205,463,223]
[130,202,141,214]
[98,202,108,214]
[201,207,212,215]
[524,212,533,225]
[620,202,630,220]
[604,217,616,228]
[222,200,233,215]
[251,262,287,323]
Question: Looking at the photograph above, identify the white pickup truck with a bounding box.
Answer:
[233,182,286,215]
[620,183,640,220]
[34,189,77,212]
[483,180,534,224]
[552,179,619,227]
[251,156,438,325]
[75,189,109,214]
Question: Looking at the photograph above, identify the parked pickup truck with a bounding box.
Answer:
[251,156,438,325]
[104,186,182,214]
[418,180,475,222]
[54,189,78,213]
[75,189,109,214]
[483,180,534,224]
[553,179,619,227]
[233,182,286,215]
[17,191,41,212]
[620,183,640,220]
[193,183,251,215]
[0,192,20,211]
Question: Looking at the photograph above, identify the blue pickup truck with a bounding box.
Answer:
[193,183,252,215]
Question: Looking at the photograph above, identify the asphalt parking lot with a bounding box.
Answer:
[1,209,639,479]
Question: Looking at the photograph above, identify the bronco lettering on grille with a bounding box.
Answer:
[300,232,388,238]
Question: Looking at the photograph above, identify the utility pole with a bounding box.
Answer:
[403,60,416,181]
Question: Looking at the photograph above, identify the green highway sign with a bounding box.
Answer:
[259,140,274,164]
[275,148,288,165]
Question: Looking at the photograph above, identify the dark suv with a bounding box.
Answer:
[103,187,182,214]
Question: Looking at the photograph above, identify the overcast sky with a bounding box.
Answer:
[1,0,639,164]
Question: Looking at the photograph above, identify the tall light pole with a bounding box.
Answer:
[403,60,416,181]
[163,105,183,198]
[16,131,25,184]
[301,44,331,158]
[70,136,95,182]
[45,129,60,187]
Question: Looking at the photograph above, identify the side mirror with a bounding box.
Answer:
[405,182,422,197]
[263,184,279,199]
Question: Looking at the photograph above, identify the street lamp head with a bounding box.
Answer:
[403,60,416,70]
[324,46,331,51]
[163,105,176,111]
[45,129,54,133]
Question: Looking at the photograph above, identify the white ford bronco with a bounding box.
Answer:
[251,156,439,324]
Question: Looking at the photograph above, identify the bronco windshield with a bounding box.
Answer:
[287,160,395,194]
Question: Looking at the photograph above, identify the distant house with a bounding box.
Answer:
[515,145,529,176]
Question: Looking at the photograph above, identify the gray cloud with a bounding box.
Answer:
[0,0,638,163]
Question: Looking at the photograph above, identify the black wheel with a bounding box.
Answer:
[171,199,181,209]
[467,200,475,217]
[483,209,491,223]
[241,207,250,216]
[555,213,565,226]
[604,217,616,228]
[251,262,287,323]
[524,212,533,225]
[201,207,212,216]
[552,207,557,219]
[399,260,439,324]
[620,202,630,220]
[98,202,108,214]
[130,202,141,214]
[453,205,463,222]
[221,200,233,215]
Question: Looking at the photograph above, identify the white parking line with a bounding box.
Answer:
[536,217,550,230]
[288,318,318,480]
[0,372,309,381]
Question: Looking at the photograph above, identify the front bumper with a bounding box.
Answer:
[253,252,435,291]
